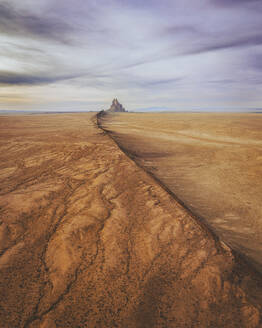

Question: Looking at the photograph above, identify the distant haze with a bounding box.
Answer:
[0,0,262,112]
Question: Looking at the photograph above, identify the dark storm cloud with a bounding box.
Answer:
[0,69,114,87]
[0,2,74,43]
[0,71,83,86]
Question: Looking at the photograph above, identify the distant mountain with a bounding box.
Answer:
[108,98,126,112]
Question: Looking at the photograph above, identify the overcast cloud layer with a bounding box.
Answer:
[0,0,262,111]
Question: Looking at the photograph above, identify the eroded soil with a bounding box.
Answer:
[101,112,262,273]
[0,113,262,327]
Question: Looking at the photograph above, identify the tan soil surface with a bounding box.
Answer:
[101,112,262,273]
[0,113,262,327]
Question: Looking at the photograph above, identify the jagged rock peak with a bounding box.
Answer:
[108,98,126,112]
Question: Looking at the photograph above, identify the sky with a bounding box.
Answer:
[0,0,262,112]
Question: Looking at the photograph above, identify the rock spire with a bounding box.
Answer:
[108,98,126,112]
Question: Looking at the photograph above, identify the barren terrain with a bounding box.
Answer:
[0,113,262,327]
[101,112,262,273]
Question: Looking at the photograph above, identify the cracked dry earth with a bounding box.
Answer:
[0,113,262,328]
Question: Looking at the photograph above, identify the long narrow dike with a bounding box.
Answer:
[96,110,262,327]
[96,111,259,270]
[97,111,222,242]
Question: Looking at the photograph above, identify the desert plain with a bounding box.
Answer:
[101,112,262,272]
[0,112,262,327]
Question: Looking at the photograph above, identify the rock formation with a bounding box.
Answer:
[108,98,126,112]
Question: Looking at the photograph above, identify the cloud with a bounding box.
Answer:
[0,0,262,111]
[212,0,261,7]
[250,54,262,71]
[162,25,199,37]
[161,17,262,56]
[207,79,236,84]
[0,71,84,86]
[185,33,262,55]
[0,2,75,43]
[139,77,184,88]
[0,68,116,88]
[0,41,50,68]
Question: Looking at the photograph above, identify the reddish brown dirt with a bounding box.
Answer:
[101,112,262,273]
[0,113,262,327]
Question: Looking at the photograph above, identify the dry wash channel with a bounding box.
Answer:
[0,112,261,327]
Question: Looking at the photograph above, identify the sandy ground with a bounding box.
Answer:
[101,112,262,273]
[0,113,262,327]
